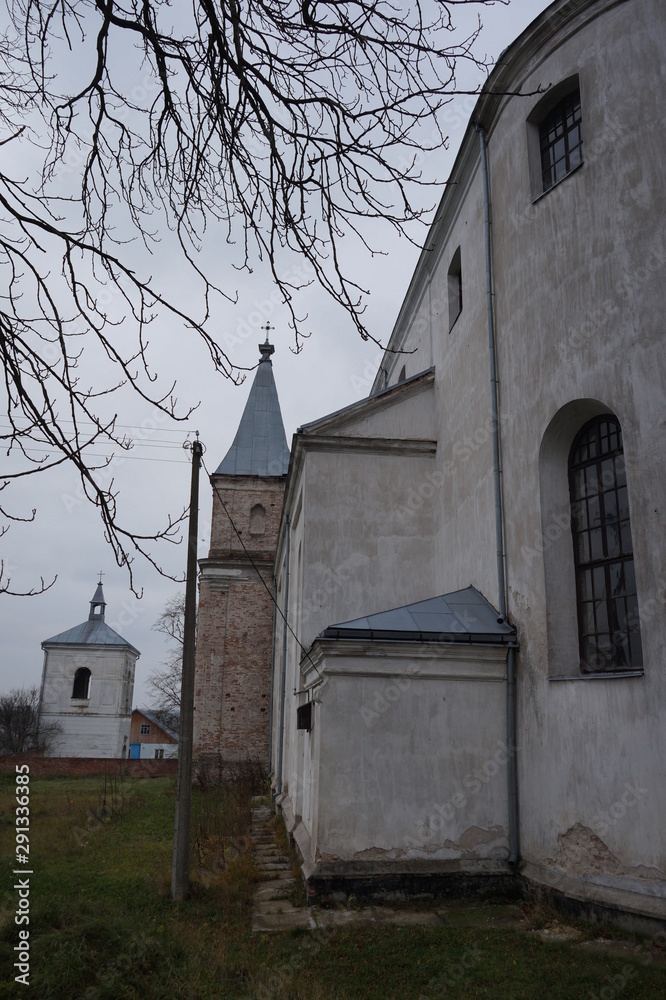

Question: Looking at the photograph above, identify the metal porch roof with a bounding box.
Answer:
[320,586,517,646]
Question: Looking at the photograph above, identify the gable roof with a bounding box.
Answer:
[215,341,290,476]
[298,366,435,437]
[320,586,517,646]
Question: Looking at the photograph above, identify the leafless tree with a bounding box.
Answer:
[147,592,186,728]
[1,0,505,591]
[0,685,62,752]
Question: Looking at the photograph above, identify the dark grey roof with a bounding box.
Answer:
[215,341,290,476]
[42,619,140,653]
[42,581,140,654]
[320,586,518,646]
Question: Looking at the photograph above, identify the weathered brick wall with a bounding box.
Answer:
[0,754,177,777]
[193,474,286,769]
[209,475,285,558]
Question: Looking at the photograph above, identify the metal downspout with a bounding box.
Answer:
[267,577,278,775]
[276,517,291,797]
[475,122,519,867]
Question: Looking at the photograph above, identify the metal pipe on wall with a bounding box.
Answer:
[267,577,278,775]
[276,516,291,797]
[475,121,519,867]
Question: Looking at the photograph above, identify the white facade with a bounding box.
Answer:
[138,742,178,759]
[270,0,666,924]
[39,584,138,758]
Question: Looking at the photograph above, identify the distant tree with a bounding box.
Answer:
[0,686,62,753]
[0,0,503,592]
[147,593,186,730]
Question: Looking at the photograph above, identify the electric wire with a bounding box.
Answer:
[7,447,190,465]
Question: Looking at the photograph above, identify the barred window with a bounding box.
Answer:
[569,416,643,673]
[140,723,150,735]
[540,89,583,191]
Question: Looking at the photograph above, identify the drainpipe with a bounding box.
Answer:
[276,516,291,797]
[475,121,519,867]
[267,577,278,774]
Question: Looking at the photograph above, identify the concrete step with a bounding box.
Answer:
[255,880,295,901]
[252,910,312,933]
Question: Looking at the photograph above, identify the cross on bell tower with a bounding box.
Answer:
[259,323,275,362]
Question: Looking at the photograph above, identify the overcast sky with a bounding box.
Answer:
[0,0,552,709]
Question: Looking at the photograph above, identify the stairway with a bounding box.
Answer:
[250,799,312,932]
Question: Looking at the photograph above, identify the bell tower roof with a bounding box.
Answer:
[42,578,140,655]
[215,339,290,477]
[89,580,106,621]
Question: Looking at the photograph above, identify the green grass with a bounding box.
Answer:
[1,773,665,999]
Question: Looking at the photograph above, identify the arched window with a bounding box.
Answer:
[568,415,643,672]
[539,88,583,192]
[526,75,583,199]
[72,667,91,699]
[447,246,462,331]
[249,503,266,536]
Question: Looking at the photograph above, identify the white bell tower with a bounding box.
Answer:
[38,579,140,757]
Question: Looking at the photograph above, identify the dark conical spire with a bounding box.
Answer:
[89,578,106,621]
[215,340,290,476]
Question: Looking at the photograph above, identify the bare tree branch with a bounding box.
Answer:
[148,591,185,723]
[1,0,509,591]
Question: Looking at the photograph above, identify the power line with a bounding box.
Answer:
[11,447,190,465]
[0,420,192,447]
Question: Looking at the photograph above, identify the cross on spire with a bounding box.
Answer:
[258,326,275,363]
[97,571,105,585]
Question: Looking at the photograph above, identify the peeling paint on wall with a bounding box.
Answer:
[547,824,664,881]
[444,825,507,855]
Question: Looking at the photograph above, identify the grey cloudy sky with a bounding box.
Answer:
[0,0,551,708]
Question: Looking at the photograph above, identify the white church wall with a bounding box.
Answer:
[272,0,666,917]
[488,0,666,895]
[374,0,666,906]
[300,643,509,869]
[300,447,439,647]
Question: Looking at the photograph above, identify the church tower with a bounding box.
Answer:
[193,339,289,769]
[39,581,139,757]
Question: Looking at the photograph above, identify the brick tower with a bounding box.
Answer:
[193,339,289,769]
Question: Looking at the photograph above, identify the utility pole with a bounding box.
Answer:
[171,433,203,901]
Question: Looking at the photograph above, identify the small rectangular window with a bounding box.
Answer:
[297,702,312,732]
[140,723,150,735]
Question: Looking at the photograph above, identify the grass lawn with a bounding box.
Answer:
[1,772,664,999]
